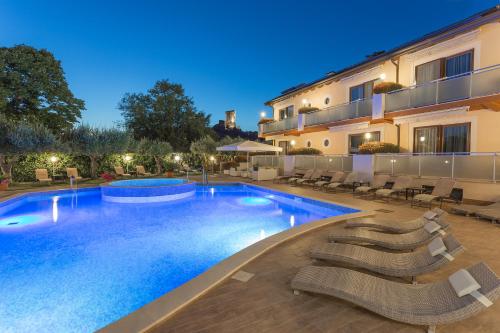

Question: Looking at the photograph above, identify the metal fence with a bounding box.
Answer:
[304,98,372,126]
[386,65,500,112]
[374,153,499,182]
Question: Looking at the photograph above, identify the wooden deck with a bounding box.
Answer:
[147,180,500,333]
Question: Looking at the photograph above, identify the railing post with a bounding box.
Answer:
[469,72,473,98]
[451,153,455,179]
[418,155,421,178]
[493,153,497,183]
[341,156,344,171]
[435,80,439,104]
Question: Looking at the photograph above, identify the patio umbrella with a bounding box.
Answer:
[216,140,283,171]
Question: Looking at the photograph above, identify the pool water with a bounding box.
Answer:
[0,184,358,333]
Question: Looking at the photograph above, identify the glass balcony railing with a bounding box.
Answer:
[304,98,372,127]
[261,116,298,134]
[386,64,500,112]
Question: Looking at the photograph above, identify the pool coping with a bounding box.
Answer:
[97,182,372,333]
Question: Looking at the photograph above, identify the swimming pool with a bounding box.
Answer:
[0,183,358,332]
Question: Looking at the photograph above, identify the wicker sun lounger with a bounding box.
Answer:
[325,172,358,192]
[450,201,500,216]
[375,175,413,200]
[296,169,323,186]
[475,208,500,224]
[328,220,449,250]
[412,178,456,208]
[345,208,447,233]
[291,262,500,333]
[313,171,345,190]
[354,174,390,195]
[310,234,464,278]
[288,169,313,184]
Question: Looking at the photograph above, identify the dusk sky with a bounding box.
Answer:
[0,0,495,130]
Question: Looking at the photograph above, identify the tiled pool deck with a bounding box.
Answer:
[146,177,500,333]
[1,176,499,332]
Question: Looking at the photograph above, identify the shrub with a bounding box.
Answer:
[0,174,9,184]
[258,118,274,125]
[288,147,322,155]
[358,142,400,154]
[298,106,320,114]
[373,82,404,94]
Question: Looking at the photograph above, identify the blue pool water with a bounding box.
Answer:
[0,184,358,332]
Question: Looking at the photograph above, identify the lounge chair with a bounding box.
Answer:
[313,171,345,190]
[450,201,500,216]
[66,168,83,181]
[328,219,449,250]
[288,169,313,185]
[291,262,500,333]
[354,174,390,196]
[136,165,152,176]
[375,175,413,200]
[412,178,456,208]
[35,168,52,183]
[345,208,447,233]
[475,208,500,224]
[310,234,463,278]
[114,166,131,177]
[273,169,305,183]
[296,169,323,186]
[325,172,358,192]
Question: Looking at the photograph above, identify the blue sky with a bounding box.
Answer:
[0,0,495,130]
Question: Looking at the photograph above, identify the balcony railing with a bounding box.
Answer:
[304,98,372,127]
[386,64,500,112]
[261,116,298,134]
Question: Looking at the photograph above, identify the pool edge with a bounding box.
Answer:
[97,185,372,333]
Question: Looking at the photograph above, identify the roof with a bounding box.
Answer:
[216,140,283,152]
[265,5,500,106]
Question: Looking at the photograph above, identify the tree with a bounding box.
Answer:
[0,115,58,179]
[190,135,217,171]
[119,80,211,152]
[0,45,85,134]
[136,138,173,174]
[66,125,130,178]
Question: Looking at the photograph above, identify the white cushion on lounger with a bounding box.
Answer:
[355,186,371,192]
[327,182,341,188]
[315,181,329,186]
[424,210,438,220]
[449,269,481,297]
[376,188,393,196]
[428,237,447,256]
[424,221,442,234]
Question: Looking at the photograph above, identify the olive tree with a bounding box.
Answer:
[66,125,130,178]
[0,115,57,180]
[136,138,173,174]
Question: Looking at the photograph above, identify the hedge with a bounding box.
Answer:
[288,147,322,155]
[358,142,400,154]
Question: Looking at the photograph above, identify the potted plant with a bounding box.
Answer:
[164,161,176,178]
[373,82,404,94]
[0,174,10,191]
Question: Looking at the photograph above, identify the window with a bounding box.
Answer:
[306,140,312,148]
[349,80,377,102]
[415,50,473,84]
[413,123,470,153]
[323,138,330,148]
[348,131,380,153]
[324,97,330,105]
[278,105,294,120]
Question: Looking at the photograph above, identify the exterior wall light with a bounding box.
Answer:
[290,140,296,146]
[364,132,372,139]
[301,99,308,105]
[379,73,386,80]
[260,111,266,118]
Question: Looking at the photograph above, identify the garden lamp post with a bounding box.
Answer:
[124,155,132,173]
[49,155,58,178]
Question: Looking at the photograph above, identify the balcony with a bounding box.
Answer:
[261,116,298,134]
[304,98,372,127]
[386,65,500,113]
